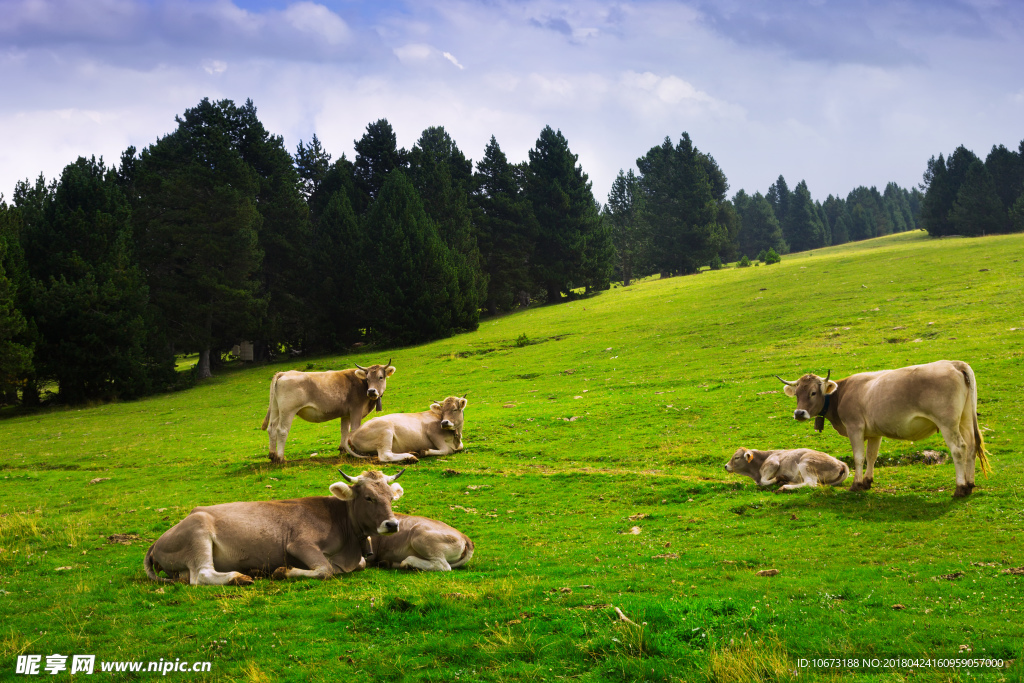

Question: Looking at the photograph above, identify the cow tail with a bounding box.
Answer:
[962,365,991,476]
[262,372,282,431]
[833,460,851,486]
[451,535,474,569]
[344,435,370,460]
[144,545,173,584]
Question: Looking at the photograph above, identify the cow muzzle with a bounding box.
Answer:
[794,409,811,421]
[377,519,399,535]
[367,388,380,399]
[440,419,454,430]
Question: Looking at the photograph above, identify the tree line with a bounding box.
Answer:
[0,97,946,406]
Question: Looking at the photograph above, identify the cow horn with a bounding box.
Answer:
[824,369,831,382]
[387,469,405,483]
[337,469,358,484]
[385,358,392,368]
[354,363,367,371]
[774,375,796,386]
[462,392,469,398]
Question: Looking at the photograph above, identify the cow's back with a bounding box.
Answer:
[276,369,362,420]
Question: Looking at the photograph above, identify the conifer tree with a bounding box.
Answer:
[949,159,1007,235]
[604,169,648,286]
[783,180,826,252]
[361,171,460,345]
[472,136,537,312]
[736,191,786,257]
[525,126,610,299]
[354,119,406,211]
[0,199,32,403]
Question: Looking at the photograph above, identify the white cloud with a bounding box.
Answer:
[394,43,434,63]
[281,2,349,46]
[203,60,228,75]
[442,51,464,70]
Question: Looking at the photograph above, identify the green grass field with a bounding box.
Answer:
[2,230,1023,682]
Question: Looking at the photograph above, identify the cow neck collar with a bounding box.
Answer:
[817,393,831,417]
[814,388,835,432]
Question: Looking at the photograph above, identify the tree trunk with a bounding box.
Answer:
[197,348,212,379]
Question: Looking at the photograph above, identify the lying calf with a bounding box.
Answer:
[368,514,474,571]
[725,447,849,490]
[346,396,468,464]
[144,470,405,585]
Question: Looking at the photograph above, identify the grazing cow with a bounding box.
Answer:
[144,470,405,585]
[368,514,474,571]
[262,360,395,463]
[345,396,468,464]
[725,447,849,490]
[776,360,990,497]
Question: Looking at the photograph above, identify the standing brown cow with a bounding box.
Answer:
[262,361,395,463]
[776,360,990,497]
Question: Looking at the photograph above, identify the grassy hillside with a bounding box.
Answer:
[2,230,1023,682]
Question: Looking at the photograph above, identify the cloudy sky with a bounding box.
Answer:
[2,0,1022,204]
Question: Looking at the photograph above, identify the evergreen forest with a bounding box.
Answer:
[1,96,1021,405]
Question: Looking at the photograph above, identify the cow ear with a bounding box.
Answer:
[354,369,367,380]
[390,483,404,501]
[744,450,754,464]
[385,366,396,377]
[329,482,355,501]
[824,380,838,395]
[429,402,442,414]
[783,384,797,397]
[457,397,468,409]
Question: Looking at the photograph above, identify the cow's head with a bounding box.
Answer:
[329,469,404,536]
[354,360,396,401]
[430,395,468,436]
[725,448,757,474]
[776,371,838,421]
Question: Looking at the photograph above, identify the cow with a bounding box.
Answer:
[345,396,468,464]
[776,360,990,497]
[724,447,850,490]
[367,514,474,571]
[262,360,395,463]
[143,470,405,585]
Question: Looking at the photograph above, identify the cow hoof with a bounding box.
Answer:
[953,484,975,498]
[269,454,285,464]
[271,567,290,580]
[229,573,254,586]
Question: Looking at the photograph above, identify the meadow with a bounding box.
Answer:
[2,230,1023,682]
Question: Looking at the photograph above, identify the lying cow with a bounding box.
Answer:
[144,470,405,585]
[725,447,849,490]
[776,360,990,497]
[368,514,474,571]
[262,360,395,463]
[345,396,468,464]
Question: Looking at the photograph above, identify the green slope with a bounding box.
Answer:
[2,231,1022,682]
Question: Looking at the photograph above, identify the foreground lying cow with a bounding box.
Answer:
[144,470,405,585]
[262,361,395,463]
[725,447,849,490]
[346,396,468,464]
[777,360,990,497]
[369,514,474,571]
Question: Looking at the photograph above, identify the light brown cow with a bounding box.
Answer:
[262,361,395,463]
[345,396,467,464]
[776,360,990,497]
[368,514,474,571]
[724,447,850,490]
[144,470,405,585]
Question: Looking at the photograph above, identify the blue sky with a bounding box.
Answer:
[1,0,1022,204]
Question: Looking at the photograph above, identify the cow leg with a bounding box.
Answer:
[862,437,881,490]
[271,543,334,581]
[422,433,455,457]
[188,539,253,586]
[781,463,817,490]
[847,432,868,490]
[271,413,295,464]
[399,555,452,572]
[337,415,351,452]
[940,423,973,498]
[377,428,420,464]
[266,400,280,459]
[759,460,780,488]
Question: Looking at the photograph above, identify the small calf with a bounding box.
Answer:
[724,447,849,490]
[368,514,474,572]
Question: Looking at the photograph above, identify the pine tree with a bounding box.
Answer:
[295,134,332,201]
[472,136,537,312]
[949,159,1007,236]
[362,171,460,345]
[408,126,485,331]
[526,126,610,300]
[984,143,1023,213]
[920,154,955,236]
[736,191,786,257]
[15,157,154,402]
[604,169,648,286]
[0,199,33,403]
[784,180,826,252]
[822,195,851,245]
[354,119,406,211]
[636,133,726,276]
[132,98,265,379]
[766,175,790,238]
